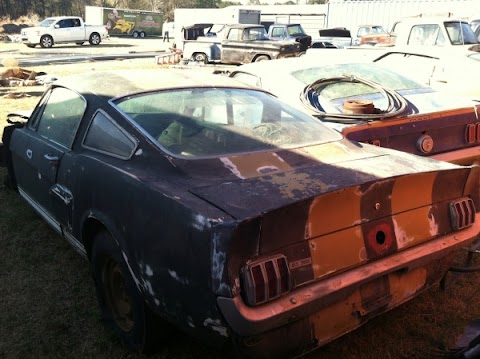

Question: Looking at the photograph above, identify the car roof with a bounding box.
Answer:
[394,15,469,25]
[54,69,257,99]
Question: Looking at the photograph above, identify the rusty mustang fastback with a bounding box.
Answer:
[1,69,479,358]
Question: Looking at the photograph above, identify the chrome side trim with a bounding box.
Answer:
[18,186,86,258]
[18,187,61,234]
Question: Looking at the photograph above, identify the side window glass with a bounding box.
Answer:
[227,28,241,40]
[83,110,136,159]
[271,28,282,37]
[408,24,440,45]
[34,87,85,149]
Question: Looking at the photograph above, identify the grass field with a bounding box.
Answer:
[1,57,480,359]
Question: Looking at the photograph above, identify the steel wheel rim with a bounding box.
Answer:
[102,257,134,332]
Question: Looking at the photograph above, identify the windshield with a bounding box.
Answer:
[287,25,305,36]
[244,27,269,40]
[445,21,478,45]
[38,18,56,27]
[115,88,342,158]
[291,63,426,98]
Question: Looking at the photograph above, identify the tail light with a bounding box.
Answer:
[450,197,476,231]
[241,254,291,306]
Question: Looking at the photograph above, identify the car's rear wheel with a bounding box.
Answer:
[40,35,53,48]
[254,55,269,62]
[89,33,101,45]
[193,52,208,64]
[91,231,161,353]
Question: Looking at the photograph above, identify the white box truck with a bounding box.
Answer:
[173,6,261,49]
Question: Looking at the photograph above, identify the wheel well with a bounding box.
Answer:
[253,54,270,61]
[83,218,108,260]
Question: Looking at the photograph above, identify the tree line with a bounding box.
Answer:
[0,0,326,22]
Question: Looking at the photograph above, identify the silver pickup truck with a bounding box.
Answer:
[21,16,108,48]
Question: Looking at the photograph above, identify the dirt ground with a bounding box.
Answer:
[1,35,175,58]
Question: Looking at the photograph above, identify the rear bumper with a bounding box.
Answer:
[218,216,480,343]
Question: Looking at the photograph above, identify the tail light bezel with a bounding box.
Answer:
[241,254,291,306]
[450,197,476,231]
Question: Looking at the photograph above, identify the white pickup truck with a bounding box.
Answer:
[21,16,109,48]
[359,15,479,49]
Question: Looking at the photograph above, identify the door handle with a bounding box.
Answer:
[44,154,60,165]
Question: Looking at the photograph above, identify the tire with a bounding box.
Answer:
[75,42,84,46]
[91,231,160,353]
[254,55,269,62]
[40,35,53,48]
[193,52,208,64]
[132,31,139,38]
[139,31,146,38]
[89,33,101,45]
[25,44,36,48]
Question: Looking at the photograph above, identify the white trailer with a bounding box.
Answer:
[325,0,477,32]
[173,6,261,50]
[85,5,163,37]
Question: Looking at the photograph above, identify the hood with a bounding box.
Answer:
[189,140,461,219]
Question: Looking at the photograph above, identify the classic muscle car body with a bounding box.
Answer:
[2,69,479,358]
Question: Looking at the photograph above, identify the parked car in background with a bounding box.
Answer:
[266,23,312,52]
[372,47,480,101]
[360,15,479,48]
[230,56,480,166]
[2,69,480,358]
[21,16,108,48]
[182,23,302,64]
[351,24,387,45]
[314,27,353,48]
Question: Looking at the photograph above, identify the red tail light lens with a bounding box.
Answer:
[242,254,291,306]
[450,197,476,231]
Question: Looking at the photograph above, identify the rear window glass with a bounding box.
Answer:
[114,88,342,158]
[291,63,426,99]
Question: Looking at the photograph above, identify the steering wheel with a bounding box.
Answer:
[252,122,283,137]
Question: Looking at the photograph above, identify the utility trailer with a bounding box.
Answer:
[85,5,163,38]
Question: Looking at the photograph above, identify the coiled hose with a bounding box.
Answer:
[300,74,409,122]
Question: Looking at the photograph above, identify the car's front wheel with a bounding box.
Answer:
[91,231,160,353]
[193,52,208,64]
[89,33,101,45]
[40,35,53,48]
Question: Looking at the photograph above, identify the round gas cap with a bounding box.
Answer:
[417,135,434,153]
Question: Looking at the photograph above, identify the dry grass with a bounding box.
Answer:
[2,56,480,359]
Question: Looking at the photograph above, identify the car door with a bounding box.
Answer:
[10,86,85,234]
[55,18,84,42]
